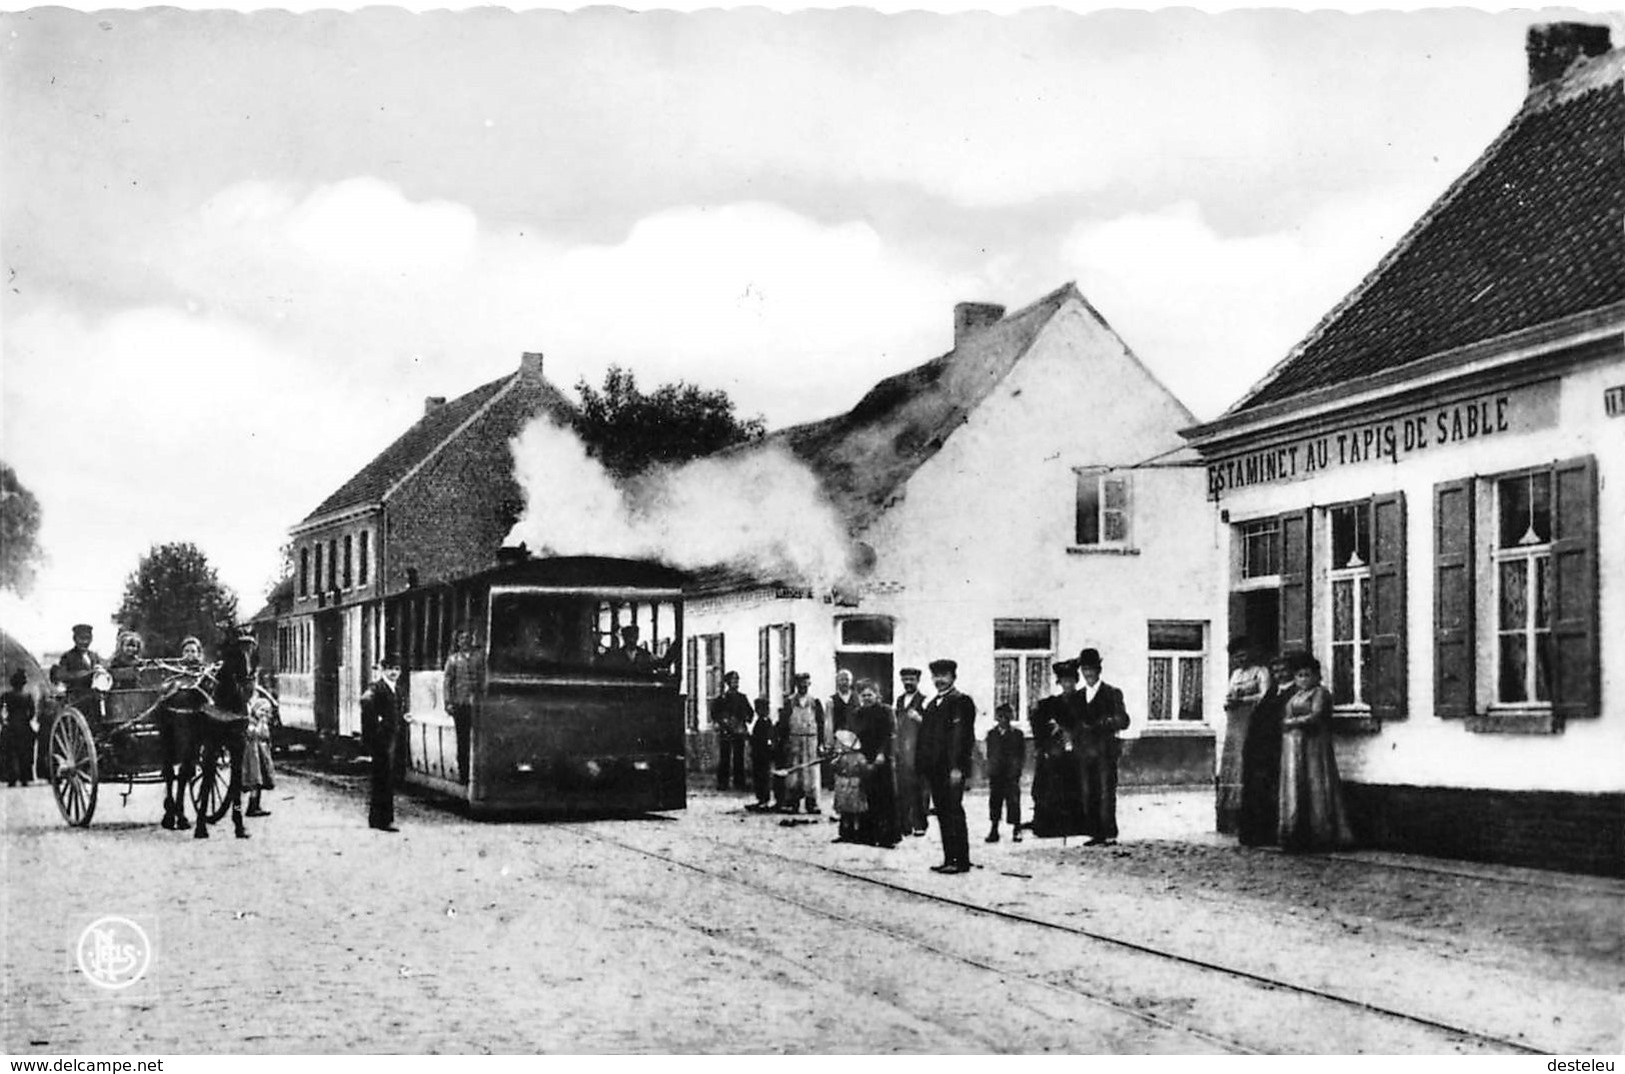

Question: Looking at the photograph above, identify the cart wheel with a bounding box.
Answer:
[189,744,233,824]
[49,707,98,827]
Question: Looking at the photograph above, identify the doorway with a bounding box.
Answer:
[314,609,342,737]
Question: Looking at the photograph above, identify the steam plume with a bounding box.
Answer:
[505,415,855,591]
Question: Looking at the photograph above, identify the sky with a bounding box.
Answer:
[2,3,1620,657]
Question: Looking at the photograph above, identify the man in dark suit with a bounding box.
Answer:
[710,671,753,791]
[916,658,976,874]
[362,655,405,832]
[1075,647,1130,846]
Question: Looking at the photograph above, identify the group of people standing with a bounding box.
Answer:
[1026,648,1131,846]
[712,648,1134,875]
[1225,640,1355,853]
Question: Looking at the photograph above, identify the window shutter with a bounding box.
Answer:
[1278,509,1313,656]
[785,623,796,683]
[1368,492,1407,720]
[716,634,727,699]
[758,626,770,702]
[1550,455,1599,720]
[685,635,699,727]
[1433,478,1475,718]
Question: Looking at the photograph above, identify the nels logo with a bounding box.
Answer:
[75,916,153,990]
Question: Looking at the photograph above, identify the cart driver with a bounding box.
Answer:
[52,624,103,701]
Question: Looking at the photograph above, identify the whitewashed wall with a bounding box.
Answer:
[687,296,1223,742]
[1210,351,1624,793]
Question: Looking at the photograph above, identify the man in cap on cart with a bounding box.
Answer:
[44,624,102,778]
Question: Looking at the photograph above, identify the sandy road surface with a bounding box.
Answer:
[3,774,1620,1053]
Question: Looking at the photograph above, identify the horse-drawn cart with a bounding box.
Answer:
[46,662,251,828]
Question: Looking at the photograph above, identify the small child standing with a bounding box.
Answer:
[985,703,1026,843]
[829,728,867,842]
[242,692,276,817]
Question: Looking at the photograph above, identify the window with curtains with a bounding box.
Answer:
[1493,471,1554,704]
[993,619,1055,723]
[1147,620,1206,722]
[1318,494,1406,719]
[1328,502,1373,707]
[1436,457,1597,730]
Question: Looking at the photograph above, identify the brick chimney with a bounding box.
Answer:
[1526,22,1612,90]
[953,302,1006,345]
[424,396,447,416]
[520,351,545,382]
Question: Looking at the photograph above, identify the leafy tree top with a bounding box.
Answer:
[0,463,43,597]
[114,542,239,659]
[573,366,765,482]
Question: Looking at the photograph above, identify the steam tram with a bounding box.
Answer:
[396,555,688,817]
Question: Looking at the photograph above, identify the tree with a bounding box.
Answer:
[573,366,766,481]
[114,542,239,657]
[0,463,43,596]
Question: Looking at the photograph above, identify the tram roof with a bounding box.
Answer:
[475,554,689,593]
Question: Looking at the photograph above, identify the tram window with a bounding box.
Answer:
[488,592,680,679]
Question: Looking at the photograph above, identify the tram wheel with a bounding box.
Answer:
[50,708,99,827]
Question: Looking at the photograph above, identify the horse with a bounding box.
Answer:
[154,664,209,833]
[191,637,258,840]
[147,658,248,839]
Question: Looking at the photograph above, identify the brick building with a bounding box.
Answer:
[273,352,575,740]
[683,284,1220,785]
[1181,24,1624,875]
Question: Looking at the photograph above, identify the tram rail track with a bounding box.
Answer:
[560,822,1547,1055]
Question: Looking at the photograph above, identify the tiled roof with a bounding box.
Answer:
[768,283,1079,534]
[299,368,576,524]
[1229,49,1624,414]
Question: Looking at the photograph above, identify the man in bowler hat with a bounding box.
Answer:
[1075,648,1130,845]
[916,658,976,873]
[362,655,406,832]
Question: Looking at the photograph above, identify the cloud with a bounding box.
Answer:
[1058,185,1440,419]
[0,300,414,652]
[200,177,480,276]
[166,179,981,421]
[3,179,990,647]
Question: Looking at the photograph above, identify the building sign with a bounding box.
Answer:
[1207,380,1560,498]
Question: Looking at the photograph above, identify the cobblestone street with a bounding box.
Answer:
[3,773,1621,1054]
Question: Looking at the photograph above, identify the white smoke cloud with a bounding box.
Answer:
[506,415,853,591]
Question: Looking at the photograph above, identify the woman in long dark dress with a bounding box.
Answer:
[1028,660,1087,839]
[851,680,900,848]
[1278,655,1355,853]
[1237,654,1293,846]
